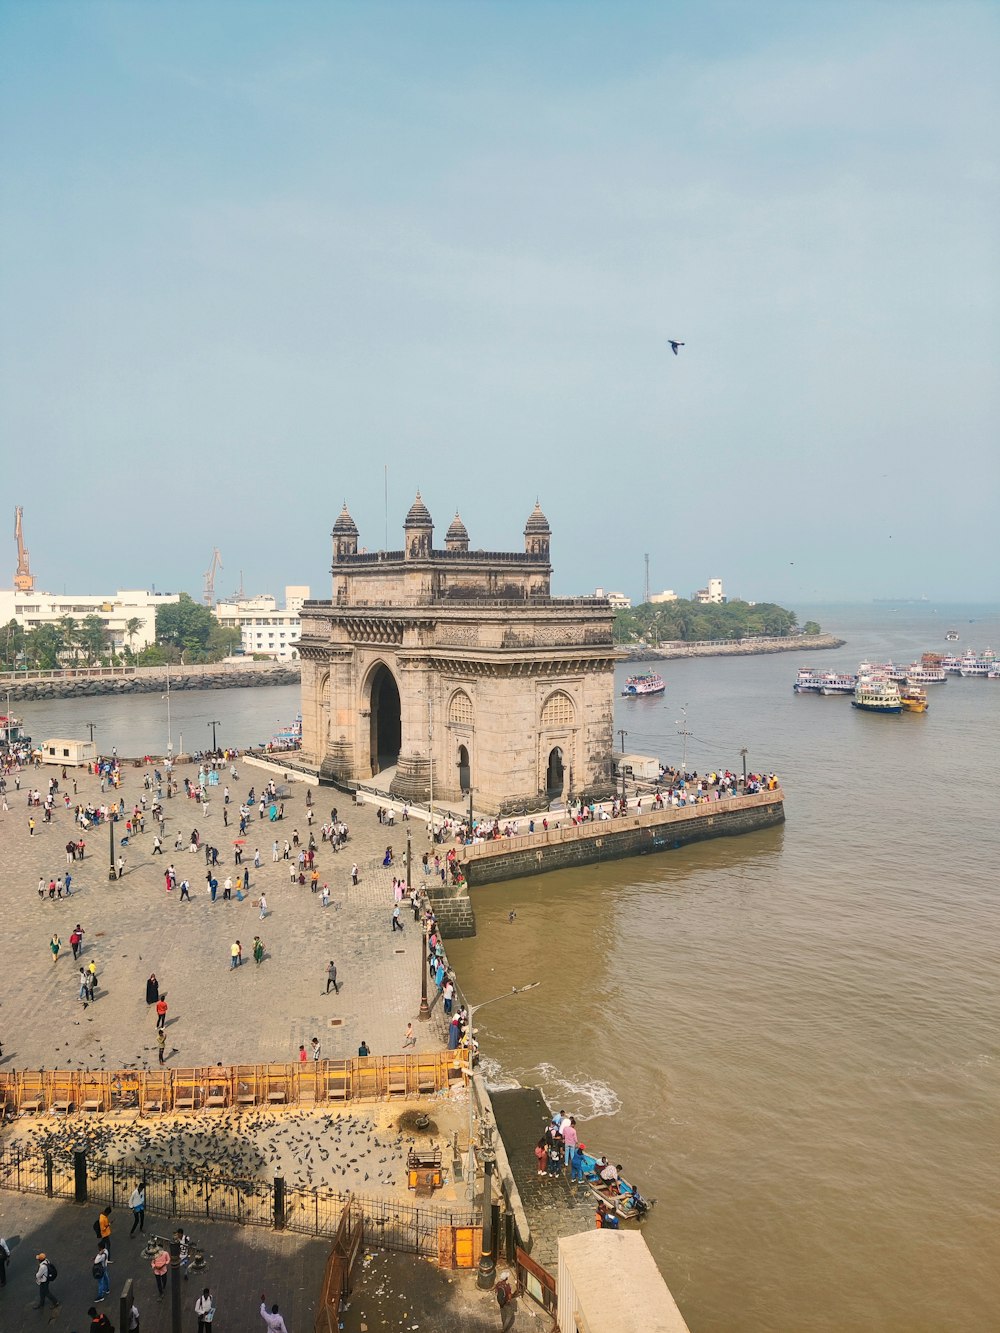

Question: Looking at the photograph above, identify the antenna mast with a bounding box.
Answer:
[644,552,650,605]
[13,506,34,592]
[203,547,223,606]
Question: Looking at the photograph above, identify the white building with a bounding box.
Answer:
[594,587,632,610]
[694,577,724,604]
[213,585,309,661]
[649,589,679,604]
[0,589,179,653]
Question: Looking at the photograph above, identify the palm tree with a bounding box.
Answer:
[79,615,109,666]
[124,616,142,658]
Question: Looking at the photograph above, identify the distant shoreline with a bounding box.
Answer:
[623,635,845,662]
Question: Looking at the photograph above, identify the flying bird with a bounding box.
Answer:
[669,340,685,355]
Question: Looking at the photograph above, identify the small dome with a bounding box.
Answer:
[446,511,469,541]
[524,500,550,534]
[332,502,358,535]
[404,490,433,527]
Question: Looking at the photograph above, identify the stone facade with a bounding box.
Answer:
[298,495,617,815]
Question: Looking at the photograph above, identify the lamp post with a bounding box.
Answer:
[208,720,220,754]
[617,728,628,804]
[162,669,173,757]
[412,827,431,1021]
[464,983,540,1197]
[86,721,96,744]
[739,746,748,788]
[476,1118,499,1289]
[108,806,116,882]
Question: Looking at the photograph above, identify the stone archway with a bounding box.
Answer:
[368,664,401,775]
[457,743,471,794]
[546,746,564,799]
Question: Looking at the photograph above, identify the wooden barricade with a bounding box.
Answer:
[1,1053,464,1118]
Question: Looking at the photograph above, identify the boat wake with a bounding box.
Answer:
[478,1055,522,1092]
[517,1063,623,1119]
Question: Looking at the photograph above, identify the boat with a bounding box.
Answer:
[988,667,1000,680]
[905,667,946,685]
[578,1150,654,1221]
[852,677,903,713]
[621,671,665,697]
[942,656,963,673]
[818,673,857,695]
[945,631,959,641]
[959,656,990,677]
[0,712,31,752]
[899,685,929,713]
[886,664,909,683]
[793,668,824,693]
[268,715,303,748]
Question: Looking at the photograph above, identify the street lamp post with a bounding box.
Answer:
[86,721,96,744]
[464,983,540,1195]
[617,728,628,804]
[476,1119,498,1289]
[108,807,116,882]
[414,827,432,1021]
[209,720,220,754]
[740,747,748,787]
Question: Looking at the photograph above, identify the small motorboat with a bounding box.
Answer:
[577,1151,653,1220]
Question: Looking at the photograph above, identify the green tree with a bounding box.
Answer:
[25,623,63,669]
[1,619,26,670]
[78,615,109,665]
[124,616,143,655]
[803,620,822,635]
[155,593,215,659]
[58,615,79,663]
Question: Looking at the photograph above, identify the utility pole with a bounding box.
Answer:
[86,721,96,744]
[740,746,748,787]
[644,552,650,606]
[676,705,691,774]
[209,720,221,753]
[617,729,627,803]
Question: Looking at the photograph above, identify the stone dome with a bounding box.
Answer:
[524,500,551,535]
[332,502,358,535]
[446,511,469,541]
[404,491,433,528]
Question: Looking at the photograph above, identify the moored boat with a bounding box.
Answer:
[852,677,903,713]
[945,630,959,641]
[959,655,989,677]
[578,1150,654,1221]
[793,668,823,693]
[268,715,302,748]
[622,671,665,697]
[818,673,857,695]
[0,712,31,752]
[904,663,947,684]
[899,685,929,713]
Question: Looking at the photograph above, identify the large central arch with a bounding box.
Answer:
[368,664,401,775]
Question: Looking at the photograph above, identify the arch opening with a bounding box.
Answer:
[546,746,564,798]
[369,665,401,775]
[457,744,471,794]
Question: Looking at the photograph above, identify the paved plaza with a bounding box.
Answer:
[0,759,449,1074]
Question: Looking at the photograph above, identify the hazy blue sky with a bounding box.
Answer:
[1,1,997,607]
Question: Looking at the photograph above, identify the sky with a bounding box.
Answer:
[1,0,997,608]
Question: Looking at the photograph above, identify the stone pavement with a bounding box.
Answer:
[0,1188,328,1333]
[0,762,449,1073]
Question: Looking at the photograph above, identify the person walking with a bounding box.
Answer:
[260,1294,289,1333]
[402,1022,416,1048]
[128,1182,146,1234]
[151,1245,169,1299]
[391,904,403,932]
[253,935,265,965]
[196,1286,217,1330]
[70,925,83,960]
[230,940,242,969]
[155,996,168,1030]
[326,960,339,994]
[50,932,61,963]
[157,1029,166,1064]
[92,1239,110,1301]
[351,862,358,885]
[259,892,268,920]
[79,966,90,1003]
[88,1306,115,1332]
[310,1037,321,1060]
[35,1251,60,1308]
[127,1296,141,1331]
[97,1203,113,1256]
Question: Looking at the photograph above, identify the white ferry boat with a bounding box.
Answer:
[621,671,666,697]
[945,630,959,641]
[818,673,857,695]
[905,665,947,685]
[793,668,824,693]
[942,656,963,673]
[959,656,990,677]
[852,677,903,713]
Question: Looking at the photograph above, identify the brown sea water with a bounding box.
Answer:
[447,604,1000,1333]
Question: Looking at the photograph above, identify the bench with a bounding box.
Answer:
[388,1077,407,1097]
[327,1080,349,1101]
[81,1098,102,1112]
[266,1090,287,1104]
[236,1092,256,1105]
[21,1097,44,1113]
[174,1096,196,1111]
[53,1099,73,1114]
[205,1094,227,1108]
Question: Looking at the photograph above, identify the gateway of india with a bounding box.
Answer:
[297,494,617,816]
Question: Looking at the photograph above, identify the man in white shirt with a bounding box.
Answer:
[260,1293,289,1332]
[195,1286,216,1330]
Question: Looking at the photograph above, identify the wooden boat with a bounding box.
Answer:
[899,685,928,713]
[577,1150,653,1220]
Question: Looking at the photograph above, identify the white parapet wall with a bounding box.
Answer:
[557,1230,691,1333]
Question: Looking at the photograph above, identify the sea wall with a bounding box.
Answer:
[0,661,301,701]
[625,635,843,662]
[460,789,785,886]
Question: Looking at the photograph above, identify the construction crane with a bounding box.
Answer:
[14,506,34,592]
[203,547,223,606]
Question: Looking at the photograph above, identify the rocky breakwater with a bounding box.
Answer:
[1,661,301,702]
[625,634,844,662]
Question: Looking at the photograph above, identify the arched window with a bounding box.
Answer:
[540,690,575,729]
[449,690,474,727]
